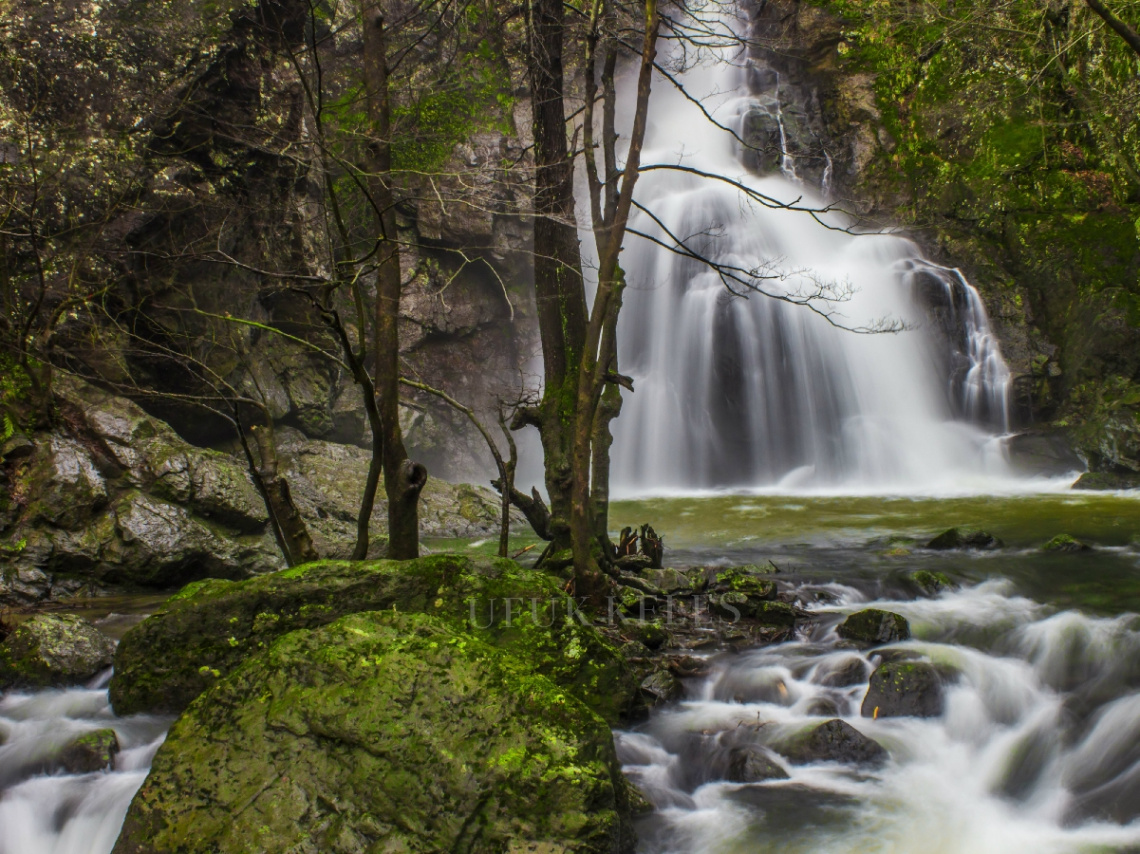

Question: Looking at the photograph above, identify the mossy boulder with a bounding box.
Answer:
[112,611,635,854]
[837,609,911,645]
[926,527,1003,550]
[907,570,954,596]
[0,614,115,689]
[861,660,947,718]
[58,728,120,774]
[1042,533,1092,553]
[776,719,887,767]
[640,568,693,595]
[110,555,639,724]
[701,566,778,599]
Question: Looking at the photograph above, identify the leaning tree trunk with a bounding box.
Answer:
[525,0,589,564]
[248,424,318,566]
[363,4,426,559]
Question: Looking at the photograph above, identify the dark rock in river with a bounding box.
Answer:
[640,669,683,707]
[1071,471,1140,491]
[837,609,911,645]
[926,527,1003,550]
[0,614,115,689]
[112,612,635,854]
[816,655,869,688]
[907,570,954,596]
[1042,533,1092,553]
[862,660,947,718]
[727,746,790,783]
[110,555,640,725]
[777,719,887,766]
[58,728,120,774]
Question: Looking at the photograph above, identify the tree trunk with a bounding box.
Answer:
[1084,0,1140,57]
[249,424,318,566]
[526,0,589,562]
[363,4,424,559]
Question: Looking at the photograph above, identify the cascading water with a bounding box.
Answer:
[612,7,1019,494]
[620,575,1140,854]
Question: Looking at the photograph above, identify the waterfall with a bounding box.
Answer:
[611,7,1016,495]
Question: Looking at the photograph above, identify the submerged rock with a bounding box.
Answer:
[1042,533,1092,553]
[0,614,115,689]
[861,660,946,718]
[926,527,1003,550]
[58,728,120,774]
[110,555,640,724]
[837,609,911,645]
[112,612,635,854]
[727,746,790,783]
[777,719,887,766]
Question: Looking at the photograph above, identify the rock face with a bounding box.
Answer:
[0,614,115,689]
[926,528,1003,551]
[777,719,887,767]
[58,728,120,774]
[0,378,521,605]
[837,609,911,645]
[110,555,640,725]
[112,611,635,854]
[862,661,946,719]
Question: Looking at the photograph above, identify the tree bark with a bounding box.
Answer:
[363,4,423,559]
[249,423,318,566]
[526,0,589,560]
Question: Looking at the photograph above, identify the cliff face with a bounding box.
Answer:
[0,0,536,483]
[746,0,1140,476]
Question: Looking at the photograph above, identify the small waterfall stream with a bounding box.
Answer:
[612,7,1017,494]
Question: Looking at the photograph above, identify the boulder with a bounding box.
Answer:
[110,555,639,724]
[640,669,683,707]
[727,746,790,783]
[926,527,1003,550]
[907,570,954,596]
[1042,533,1092,553]
[58,728,120,774]
[1071,471,1140,491]
[837,609,911,645]
[861,660,946,718]
[816,655,868,687]
[641,568,694,595]
[777,719,887,766]
[112,612,635,854]
[0,614,115,689]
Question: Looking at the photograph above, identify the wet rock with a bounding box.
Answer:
[665,655,710,679]
[926,527,1003,550]
[615,554,654,573]
[816,655,868,688]
[1006,431,1084,478]
[699,565,777,596]
[1042,533,1092,553]
[837,609,911,645]
[641,568,694,595]
[805,698,841,717]
[112,612,635,854]
[640,669,683,707]
[727,746,790,783]
[1071,471,1140,491]
[58,728,120,774]
[630,621,668,651]
[908,570,954,596]
[111,555,639,725]
[0,615,115,689]
[861,660,946,718]
[777,719,887,766]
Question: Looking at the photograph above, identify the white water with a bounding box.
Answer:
[620,580,1140,853]
[0,672,169,854]
[611,7,1024,495]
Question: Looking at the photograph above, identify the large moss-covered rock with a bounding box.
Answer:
[837,609,911,645]
[861,660,947,719]
[113,611,635,854]
[1042,533,1092,553]
[110,555,639,724]
[0,614,115,689]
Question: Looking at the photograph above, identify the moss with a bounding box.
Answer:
[113,612,634,854]
[837,608,911,645]
[111,554,640,724]
[0,613,115,689]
